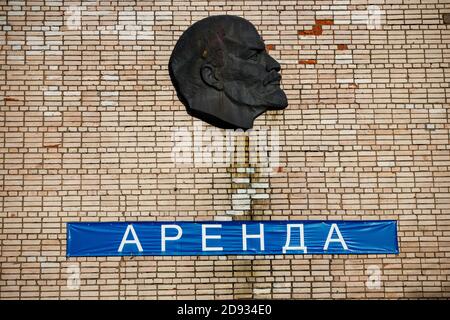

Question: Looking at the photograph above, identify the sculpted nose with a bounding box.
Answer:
[264,53,281,72]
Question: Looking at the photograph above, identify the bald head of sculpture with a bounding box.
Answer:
[169,15,288,130]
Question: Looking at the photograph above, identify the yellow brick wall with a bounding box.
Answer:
[0,0,449,299]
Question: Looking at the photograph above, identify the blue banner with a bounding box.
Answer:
[67,220,398,256]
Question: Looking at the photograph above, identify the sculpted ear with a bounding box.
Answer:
[200,64,223,90]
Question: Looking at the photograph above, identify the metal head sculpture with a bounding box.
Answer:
[169,15,288,130]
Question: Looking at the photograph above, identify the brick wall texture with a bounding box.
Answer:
[1,0,450,299]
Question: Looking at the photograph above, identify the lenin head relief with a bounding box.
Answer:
[169,15,288,130]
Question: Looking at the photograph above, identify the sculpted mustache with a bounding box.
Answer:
[263,71,281,85]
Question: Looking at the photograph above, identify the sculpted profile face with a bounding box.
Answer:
[169,15,288,130]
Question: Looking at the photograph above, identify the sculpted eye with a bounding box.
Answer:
[248,51,259,61]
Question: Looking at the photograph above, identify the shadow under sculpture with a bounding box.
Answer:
[169,15,288,130]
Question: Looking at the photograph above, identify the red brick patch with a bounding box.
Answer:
[312,24,323,35]
[265,44,275,51]
[337,44,348,50]
[298,25,322,36]
[298,59,317,65]
[4,96,20,102]
[316,19,334,25]
[298,19,333,36]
